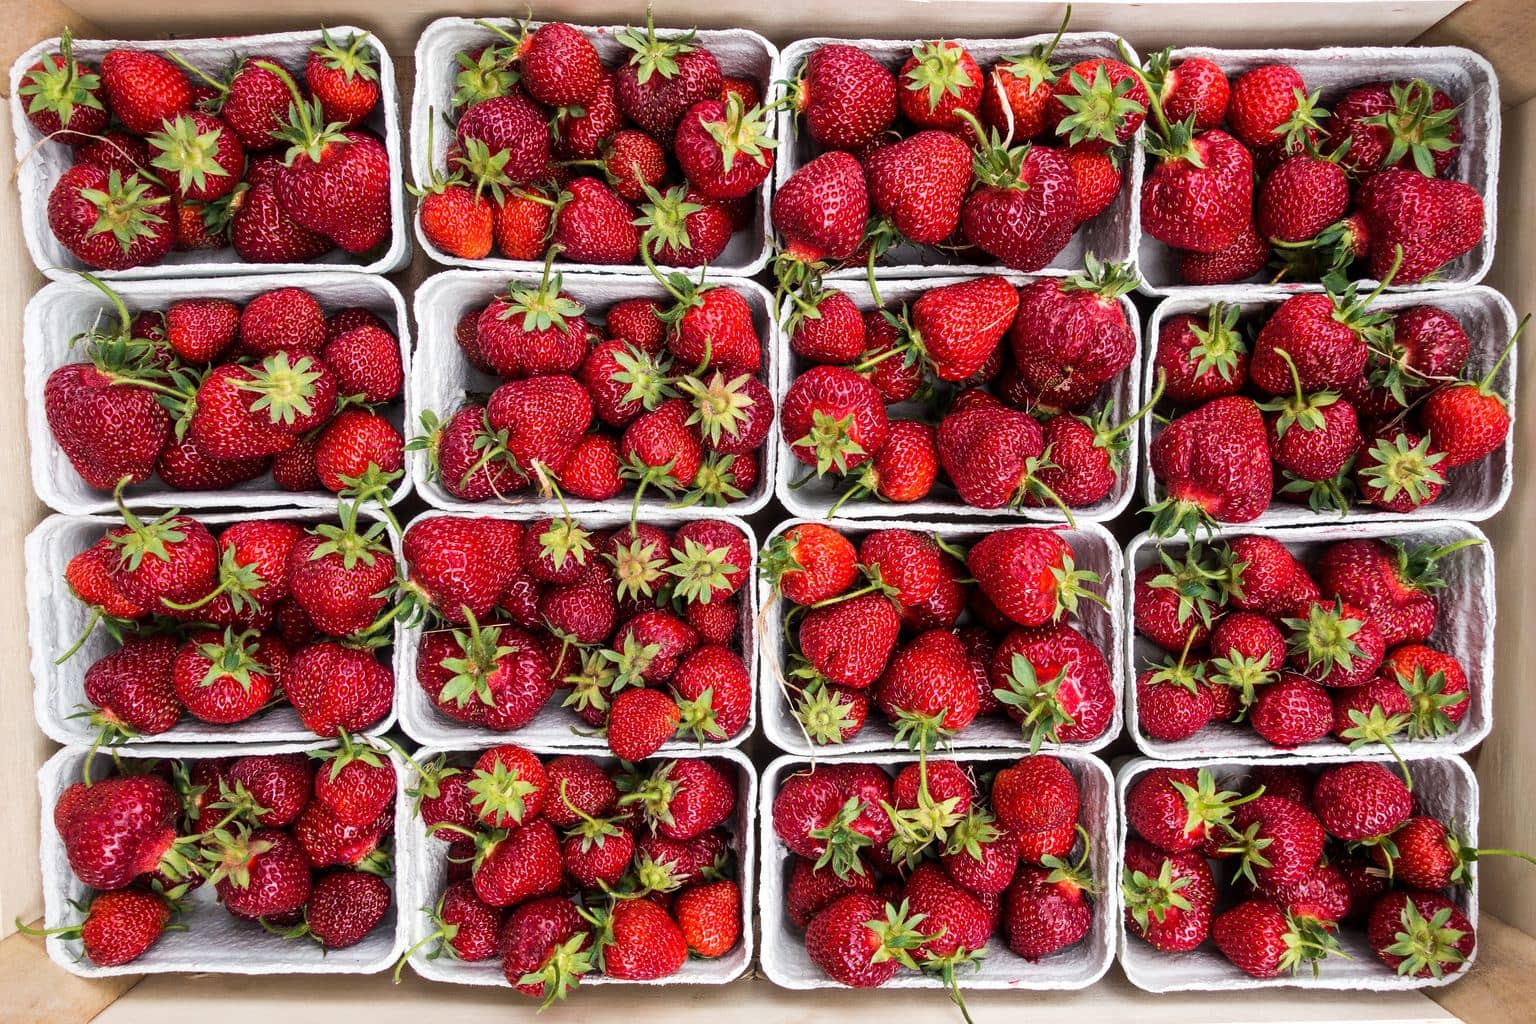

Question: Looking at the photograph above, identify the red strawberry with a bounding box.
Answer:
[1256,153,1350,244]
[906,276,1019,383]
[637,185,734,268]
[1355,429,1448,513]
[1139,128,1253,254]
[75,131,150,175]
[805,894,926,987]
[785,289,869,368]
[663,282,761,376]
[1122,838,1216,953]
[18,30,108,144]
[283,641,393,737]
[470,818,563,908]
[674,95,776,201]
[875,629,978,749]
[226,752,312,828]
[48,165,175,270]
[105,507,219,612]
[146,112,244,203]
[1382,644,1471,737]
[606,688,680,760]
[1047,58,1148,148]
[220,56,293,151]
[1004,858,1095,961]
[674,880,740,958]
[551,177,640,265]
[781,366,889,477]
[935,394,1047,510]
[465,743,547,828]
[1420,321,1520,468]
[899,41,982,132]
[960,139,1077,272]
[1213,898,1338,978]
[761,523,858,606]
[100,49,192,134]
[1176,219,1270,285]
[590,897,688,981]
[82,636,181,742]
[1008,259,1136,413]
[968,527,1102,629]
[304,31,380,126]
[799,593,901,690]
[1312,761,1412,842]
[613,14,723,140]
[30,888,173,967]
[1148,396,1272,534]
[171,628,280,724]
[230,179,333,263]
[1250,672,1332,747]
[311,733,395,828]
[1329,80,1462,177]
[791,44,896,151]
[498,896,593,1003]
[1316,538,1461,648]
[1228,64,1325,152]
[1367,891,1474,980]
[991,622,1116,747]
[1155,304,1248,404]
[322,323,402,403]
[1225,795,1326,888]
[1357,169,1483,284]
[163,298,237,363]
[45,359,171,491]
[1064,149,1122,225]
[771,151,870,269]
[864,130,972,246]
[418,404,526,501]
[1125,767,1244,854]
[302,869,390,949]
[1159,56,1229,130]
[56,773,189,890]
[1136,661,1214,742]
[1260,356,1362,485]
[979,24,1066,139]
[623,758,735,841]
[844,419,938,505]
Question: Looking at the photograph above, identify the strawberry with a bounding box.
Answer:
[1357,169,1483,283]
[1008,258,1136,413]
[587,896,688,981]
[791,44,897,151]
[283,640,393,737]
[613,14,723,140]
[771,151,870,270]
[875,629,978,749]
[864,130,972,246]
[219,56,293,151]
[897,40,982,132]
[225,752,312,828]
[145,111,245,204]
[264,62,391,253]
[1126,767,1248,855]
[605,688,680,760]
[1155,304,1248,404]
[1355,429,1448,513]
[1224,795,1326,888]
[207,824,313,919]
[1252,282,1398,396]
[979,19,1067,139]
[674,880,740,958]
[1249,672,1332,747]
[18,30,107,144]
[958,132,1077,272]
[1136,660,1214,742]
[968,527,1102,629]
[311,732,395,827]
[100,48,192,134]
[674,95,776,201]
[579,129,667,204]
[415,405,524,501]
[105,505,219,613]
[1232,65,1326,153]
[1139,126,1253,254]
[935,395,1048,510]
[403,515,523,625]
[485,374,594,481]
[171,628,280,724]
[623,758,735,841]
[760,523,858,606]
[1420,318,1521,467]
[550,177,641,264]
[1176,220,1270,285]
[477,263,589,378]
[466,817,563,909]
[300,870,390,949]
[1158,56,1229,130]
[322,323,402,403]
[81,636,181,742]
[48,166,176,270]
[781,366,889,477]
[841,419,939,506]
[799,592,901,691]
[162,298,237,364]
[456,92,553,184]
[1382,644,1471,737]
[35,887,175,967]
[1148,395,1272,534]
[1367,891,1474,980]
[1122,838,1216,953]
[413,160,495,260]
[230,179,333,263]
[806,894,927,987]
[1317,537,1468,648]
[1329,80,1462,177]
[1314,761,1413,842]
[1213,898,1338,978]
[1048,58,1148,148]
[1064,148,1122,225]
[75,131,150,175]
[287,507,396,637]
[660,281,761,376]
[858,528,941,610]
[636,185,734,267]
[1260,349,1362,483]
[463,743,547,828]
[303,30,380,127]
[1004,854,1096,961]
[45,356,172,492]
[56,773,192,891]
[991,622,1115,747]
[891,279,1008,386]
[498,896,593,1003]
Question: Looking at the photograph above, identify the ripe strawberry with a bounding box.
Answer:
[493,187,553,258]
[1357,169,1483,284]
[75,131,150,174]
[1383,644,1471,737]
[498,896,593,1003]
[991,622,1116,747]
[1047,58,1147,149]
[1176,219,1270,285]
[1249,672,1331,747]
[1148,396,1272,534]
[587,896,688,981]
[305,31,380,127]
[799,592,901,690]
[1329,80,1462,177]
[171,628,280,724]
[161,298,237,364]
[613,15,723,140]
[935,395,1047,510]
[1136,661,1214,742]
[1122,838,1216,953]
[604,688,679,760]
[1139,127,1253,254]
[321,323,402,403]
[1260,352,1362,483]
[1230,64,1326,154]
[265,64,392,253]
[82,635,181,742]
[1255,154,1349,247]
[225,752,312,828]
[146,112,244,203]
[636,185,734,268]
[454,92,552,183]
[663,282,761,376]
[968,527,1101,629]
[806,894,927,987]
[761,523,858,606]
[874,629,978,749]
[1213,898,1338,978]
[1224,795,1326,888]
[1313,761,1412,842]
[898,40,982,132]
[45,359,171,491]
[311,733,395,828]
[1355,429,1448,513]
[979,22,1066,139]
[1009,259,1136,413]
[207,825,313,919]
[1005,857,1095,961]
[283,640,393,737]
[18,30,107,144]
[674,95,776,201]
[1125,767,1246,854]
[1317,538,1463,648]
[48,165,176,270]
[477,268,589,379]
[301,869,390,949]
[27,887,174,969]
[781,366,889,477]
[771,151,870,269]
[230,179,333,263]
[1420,321,1520,468]
[959,136,1077,272]
[625,758,735,842]
[1155,304,1248,404]
[550,177,641,264]
[791,44,896,151]
[673,880,740,958]
[100,48,192,134]
[1367,891,1474,980]
[219,56,293,150]
[864,130,972,246]
[1064,149,1122,225]
[466,816,563,909]
[105,506,219,613]
[1159,56,1229,130]
[902,276,1019,384]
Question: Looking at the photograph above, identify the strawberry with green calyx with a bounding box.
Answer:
[478,249,588,378]
[612,11,723,140]
[1156,303,1249,404]
[979,7,1071,138]
[1337,79,1463,177]
[642,255,761,377]
[883,753,967,868]
[48,164,176,271]
[1146,395,1272,537]
[409,115,501,260]
[675,370,773,456]
[791,678,867,746]
[1030,372,1165,509]
[16,889,183,968]
[635,182,731,268]
[305,29,381,128]
[1213,898,1344,979]
[18,28,107,144]
[258,60,390,254]
[952,109,1077,273]
[674,92,778,201]
[1258,348,1361,483]
[807,895,932,988]
[451,45,519,110]
[309,729,395,827]
[1420,314,1525,469]
[1049,56,1148,150]
[1368,892,1473,980]
[1283,599,1383,689]
[391,886,496,981]
[899,40,982,133]
[147,112,245,203]
[1354,430,1448,514]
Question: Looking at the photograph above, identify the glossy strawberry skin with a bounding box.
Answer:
[46,363,170,491]
[795,44,897,151]
[1141,129,1254,254]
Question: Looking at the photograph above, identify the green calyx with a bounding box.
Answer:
[1053,61,1144,148]
[635,182,705,260]
[1278,465,1355,516]
[1258,348,1340,439]
[466,755,540,827]
[903,40,975,113]
[438,611,516,708]
[1186,302,1247,384]
[21,29,103,130]
[865,899,933,970]
[677,371,757,449]
[234,352,330,427]
[792,679,857,746]
[1062,251,1139,300]
[793,409,867,477]
[603,533,670,603]
[503,250,584,333]
[311,29,379,84]
[992,652,1075,754]
[561,649,618,717]
[147,114,234,196]
[1169,768,1256,843]
[1206,650,1277,710]
[307,501,389,571]
[259,59,349,163]
[1273,86,1330,154]
[600,630,663,690]
[702,92,777,174]
[1361,80,1461,177]
[1147,544,1224,630]
[1390,663,1470,739]
[1383,899,1467,979]
[538,513,593,575]
[1360,433,1447,508]
[616,10,696,85]
[452,45,519,109]
[194,627,265,692]
[1282,600,1367,677]
[80,170,170,254]
[664,536,740,605]
[1123,859,1194,932]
